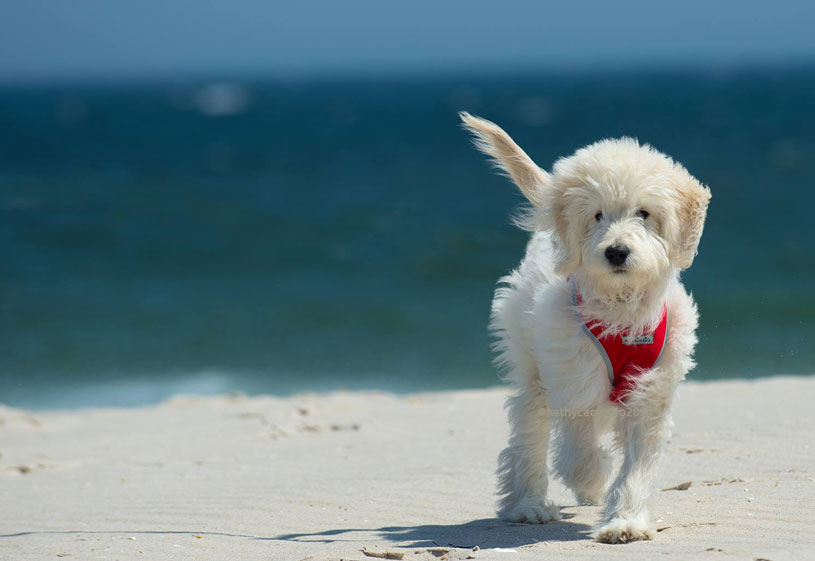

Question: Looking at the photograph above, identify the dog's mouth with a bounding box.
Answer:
[610,267,628,274]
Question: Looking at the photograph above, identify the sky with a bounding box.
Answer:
[2,0,815,83]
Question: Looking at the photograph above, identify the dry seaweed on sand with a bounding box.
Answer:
[661,481,692,491]
[361,547,405,560]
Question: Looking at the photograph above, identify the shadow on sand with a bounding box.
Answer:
[0,515,592,549]
[271,515,592,548]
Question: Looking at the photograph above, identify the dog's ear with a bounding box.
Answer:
[670,171,711,269]
[459,112,550,204]
[546,185,583,276]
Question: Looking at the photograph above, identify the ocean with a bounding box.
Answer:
[1,69,813,409]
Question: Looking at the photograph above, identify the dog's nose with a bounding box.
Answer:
[604,245,630,266]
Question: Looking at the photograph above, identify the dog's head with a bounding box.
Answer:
[461,112,710,295]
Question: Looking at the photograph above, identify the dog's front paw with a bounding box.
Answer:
[499,496,561,524]
[593,517,655,544]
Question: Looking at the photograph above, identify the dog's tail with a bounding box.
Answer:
[459,112,550,206]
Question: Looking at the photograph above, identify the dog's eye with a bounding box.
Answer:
[636,209,649,220]
[594,212,603,222]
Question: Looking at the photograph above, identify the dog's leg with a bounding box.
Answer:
[593,390,672,544]
[496,384,560,523]
[553,411,613,505]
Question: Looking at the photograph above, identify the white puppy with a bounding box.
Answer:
[461,113,711,544]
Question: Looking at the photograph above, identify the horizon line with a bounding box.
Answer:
[3,59,815,88]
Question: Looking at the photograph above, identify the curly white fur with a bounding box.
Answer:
[461,112,711,544]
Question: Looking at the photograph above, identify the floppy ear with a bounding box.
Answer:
[459,112,550,205]
[546,184,583,275]
[671,172,711,269]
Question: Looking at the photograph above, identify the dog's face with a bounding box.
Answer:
[546,138,710,292]
[460,113,710,295]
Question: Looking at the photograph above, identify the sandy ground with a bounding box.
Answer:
[1,376,814,561]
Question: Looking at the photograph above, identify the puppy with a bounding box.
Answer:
[461,112,710,543]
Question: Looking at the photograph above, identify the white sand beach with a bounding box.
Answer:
[2,376,814,560]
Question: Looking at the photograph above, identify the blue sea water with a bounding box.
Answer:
[1,70,813,409]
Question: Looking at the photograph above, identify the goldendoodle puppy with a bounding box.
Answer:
[461,112,710,543]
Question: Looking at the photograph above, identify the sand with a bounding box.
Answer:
[2,376,814,560]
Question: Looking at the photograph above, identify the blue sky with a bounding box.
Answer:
[2,0,815,82]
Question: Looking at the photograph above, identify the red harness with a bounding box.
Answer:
[572,281,668,403]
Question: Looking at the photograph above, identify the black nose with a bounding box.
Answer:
[604,245,630,266]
